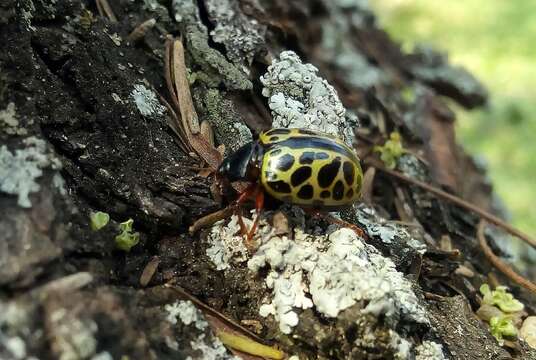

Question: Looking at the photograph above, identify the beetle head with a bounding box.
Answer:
[216,141,261,183]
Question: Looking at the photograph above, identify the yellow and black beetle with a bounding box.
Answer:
[217,128,364,243]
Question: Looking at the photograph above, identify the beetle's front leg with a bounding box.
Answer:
[233,183,263,247]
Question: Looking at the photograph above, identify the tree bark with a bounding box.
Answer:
[0,1,534,359]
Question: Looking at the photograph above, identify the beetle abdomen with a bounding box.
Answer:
[259,129,362,208]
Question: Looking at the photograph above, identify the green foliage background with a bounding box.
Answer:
[372,0,536,236]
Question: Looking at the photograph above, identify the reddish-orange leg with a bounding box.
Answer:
[233,183,264,249]
[305,208,367,240]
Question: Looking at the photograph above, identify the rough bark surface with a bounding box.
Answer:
[0,1,534,359]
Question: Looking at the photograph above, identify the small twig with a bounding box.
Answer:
[367,159,536,249]
[424,292,446,301]
[172,38,200,135]
[127,18,156,43]
[164,36,222,170]
[164,283,266,344]
[140,256,160,287]
[164,38,192,152]
[477,220,536,294]
[95,0,117,22]
[158,94,191,154]
[360,166,376,204]
[189,206,234,234]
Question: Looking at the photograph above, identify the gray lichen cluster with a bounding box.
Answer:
[204,0,265,66]
[260,51,357,145]
[0,103,28,136]
[165,300,240,360]
[172,0,252,90]
[0,136,61,208]
[206,208,443,358]
[130,84,166,118]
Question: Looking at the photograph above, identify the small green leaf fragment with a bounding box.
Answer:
[115,230,140,252]
[480,283,524,313]
[119,218,134,233]
[373,132,406,169]
[90,211,110,231]
[115,218,139,252]
[490,315,517,344]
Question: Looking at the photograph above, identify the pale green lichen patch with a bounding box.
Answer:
[0,137,61,208]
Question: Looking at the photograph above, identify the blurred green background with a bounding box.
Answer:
[371,0,536,236]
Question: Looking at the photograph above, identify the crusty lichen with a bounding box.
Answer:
[0,137,61,208]
[204,0,266,65]
[415,341,446,360]
[260,51,356,145]
[165,300,239,360]
[131,84,166,118]
[0,102,27,136]
[172,0,252,90]
[208,209,428,338]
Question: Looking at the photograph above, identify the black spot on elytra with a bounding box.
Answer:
[333,180,344,200]
[343,161,355,185]
[315,152,329,160]
[291,166,312,186]
[297,184,314,199]
[267,180,291,193]
[270,136,280,142]
[267,129,291,136]
[270,149,282,156]
[346,188,354,199]
[320,190,330,198]
[318,159,341,187]
[275,154,294,171]
[299,152,315,164]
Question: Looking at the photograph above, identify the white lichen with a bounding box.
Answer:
[260,51,354,145]
[187,334,240,360]
[165,300,208,331]
[3,336,27,359]
[210,212,427,335]
[0,103,27,135]
[390,330,412,360]
[49,309,99,360]
[91,352,114,360]
[206,216,250,270]
[0,137,60,207]
[415,341,446,360]
[164,300,238,360]
[131,84,166,118]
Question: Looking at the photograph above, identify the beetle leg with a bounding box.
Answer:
[245,189,264,249]
[232,183,260,241]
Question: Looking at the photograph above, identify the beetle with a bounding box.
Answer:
[216,128,364,245]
